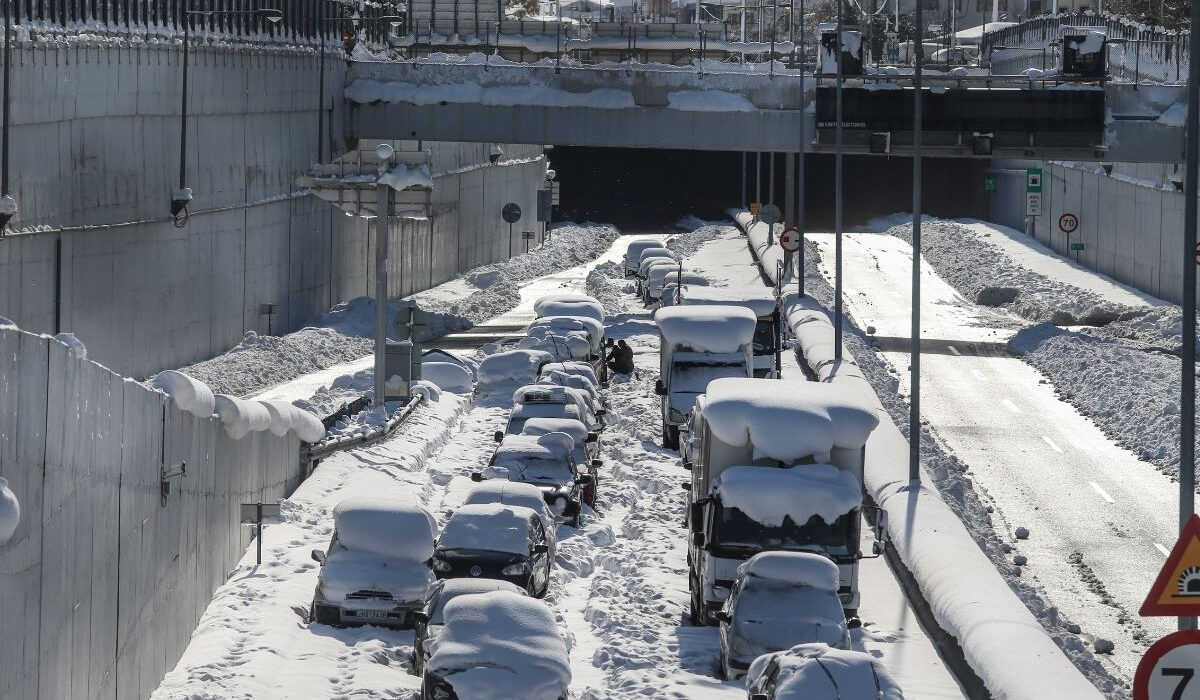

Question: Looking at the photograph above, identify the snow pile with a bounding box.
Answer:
[422,361,474,393]
[259,400,327,442]
[478,349,553,387]
[53,332,87,360]
[748,644,904,700]
[739,551,842,591]
[667,89,757,112]
[703,377,878,460]
[1158,102,1186,126]
[664,223,731,259]
[585,262,629,316]
[712,465,862,525]
[377,162,433,191]
[0,476,19,546]
[439,503,536,555]
[533,294,605,323]
[410,380,443,403]
[213,394,272,439]
[426,591,571,700]
[655,305,758,353]
[333,495,437,562]
[150,370,216,418]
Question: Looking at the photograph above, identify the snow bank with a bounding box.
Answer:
[439,503,536,555]
[478,349,553,387]
[427,590,570,700]
[0,477,19,546]
[655,305,758,353]
[703,377,878,459]
[150,370,216,419]
[748,644,903,700]
[53,332,87,360]
[712,465,862,525]
[333,494,437,561]
[422,361,474,393]
[533,294,605,323]
[738,551,841,591]
[213,394,272,439]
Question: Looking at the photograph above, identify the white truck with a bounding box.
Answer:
[653,305,758,449]
[683,377,883,623]
[679,288,781,378]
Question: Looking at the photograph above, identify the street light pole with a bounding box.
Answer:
[833,0,844,362]
[911,0,925,484]
[796,0,805,297]
[374,180,392,407]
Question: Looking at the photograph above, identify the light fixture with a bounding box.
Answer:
[258,8,283,22]
[376,143,395,162]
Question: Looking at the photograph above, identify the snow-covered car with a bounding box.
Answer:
[422,590,571,700]
[309,495,438,629]
[519,417,601,505]
[636,257,677,294]
[505,384,604,434]
[537,368,601,407]
[533,293,606,324]
[477,349,554,392]
[538,361,599,389]
[652,271,709,307]
[624,239,663,277]
[520,315,606,367]
[460,480,559,557]
[637,247,675,271]
[478,432,594,525]
[716,552,851,680]
[644,265,705,305]
[431,504,554,597]
[410,578,528,676]
[746,643,904,699]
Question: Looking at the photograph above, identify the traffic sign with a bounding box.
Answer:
[1059,213,1079,234]
[1026,193,1042,216]
[1141,514,1200,617]
[1134,629,1200,700]
[1071,242,1085,251]
[502,202,522,224]
[780,227,802,253]
[1026,168,1043,193]
[759,204,781,225]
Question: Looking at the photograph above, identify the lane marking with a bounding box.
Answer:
[971,369,987,381]
[947,345,962,356]
[1088,481,1115,504]
[1001,399,1022,414]
[1041,436,1064,453]
[1154,542,1171,557]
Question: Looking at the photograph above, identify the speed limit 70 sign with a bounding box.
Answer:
[1136,630,1200,700]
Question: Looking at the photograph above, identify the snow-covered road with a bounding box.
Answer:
[810,231,1179,680]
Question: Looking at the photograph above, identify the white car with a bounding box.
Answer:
[461,480,559,557]
[506,384,603,434]
[624,239,663,277]
[480,432,595,525]
[746,643,904,699]
[310,495,437,629]
[533,293,606,324]
[539,361,599,388]
[410,578,527,676]
[717,552,851,680]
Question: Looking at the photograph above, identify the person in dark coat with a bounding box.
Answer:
[606,339,635,375]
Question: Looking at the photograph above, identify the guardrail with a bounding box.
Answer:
[303,394,426,471]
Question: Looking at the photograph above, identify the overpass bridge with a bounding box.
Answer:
[340,59,1186,162]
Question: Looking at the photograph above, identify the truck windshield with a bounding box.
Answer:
[711,505,855,558]
[671,362,745,394]
[752,319,778,356]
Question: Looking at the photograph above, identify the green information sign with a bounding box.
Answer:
[1071,242,1085,251]
[984,177,996,192]
[1026,168,1043,193]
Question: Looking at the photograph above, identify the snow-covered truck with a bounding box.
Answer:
[652,305,758,449]
[683,377,883,622]
[679,288,781,378]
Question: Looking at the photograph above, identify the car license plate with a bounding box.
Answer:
[356,610,389,620]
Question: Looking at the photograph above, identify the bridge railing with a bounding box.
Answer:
[980,12,1188,84]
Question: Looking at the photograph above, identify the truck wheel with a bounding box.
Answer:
[688,578,706,626]
[663,425,679,449]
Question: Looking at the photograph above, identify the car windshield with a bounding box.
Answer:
[495,456,575,485]
[752,318,778,355]
[712,506,854,557]
[733,580,846,649]
[670,362,745,395]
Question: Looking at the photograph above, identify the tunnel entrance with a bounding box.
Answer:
[551,146,990,230]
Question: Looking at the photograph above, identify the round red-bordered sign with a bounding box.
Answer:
[1135,629,1200,700]
[1058,213,1079,234]
[779,227,802,254]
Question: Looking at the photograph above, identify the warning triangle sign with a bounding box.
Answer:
[1141,514,1200,616]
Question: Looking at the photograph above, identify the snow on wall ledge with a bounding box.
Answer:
[728,214,1105,699]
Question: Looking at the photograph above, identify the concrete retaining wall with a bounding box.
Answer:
[0,39,545,378]
[0,326,303,700]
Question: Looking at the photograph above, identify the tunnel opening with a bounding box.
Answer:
[551,146,990,231]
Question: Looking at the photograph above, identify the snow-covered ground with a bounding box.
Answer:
[807,227,1178,685]
[154,228,966,699]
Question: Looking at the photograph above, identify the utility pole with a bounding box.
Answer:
[374,182,392,407]
[833,0,844,361]
[911,0,925,483]
[797,0,805,297]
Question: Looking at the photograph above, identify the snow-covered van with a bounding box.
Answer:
[680,288,781,378]
[684,378,883,621]
[653,305,757,449]
[309,495,438,629]
[717,552,851,680]
[624,239,663,277]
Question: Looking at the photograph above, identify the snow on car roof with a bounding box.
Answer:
[428,591,570,700]
[435,577,528,597]
[495,432,576,460]
[521,417,589,443]
[737,551,841,592]
[682,288,777,317]
[318,548,435,604]
[463,481,555,521]
[703,377,879,460]
[478,349,553,386]
[537,371,598,399]
[655,305,758,353]
[539,361,598,385]
[748,644,903,700]
[332,494,437,561]
[711,465,862,526]
[513,383,590,408]
[528,315,604,339]
[439,504,537,554]
[533,295,605,323]
[637,247,674,265]
[662,271,709,286]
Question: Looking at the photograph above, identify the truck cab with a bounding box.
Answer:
[679,288,781,378]
[653,305,757,449]
[684,378,882,621]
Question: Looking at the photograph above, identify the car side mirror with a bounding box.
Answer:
[494,430,504,443]
[533,543,549,554]
[585,432,598,443]
[872,539,885,556]
[847,615,863,629]
[654,379,666,396]
[682,461,693,471]
[714,610,731,624]
[690,531,705,548]
[408,610,429,626]
[311,549,326,564]
[470,471,483,482]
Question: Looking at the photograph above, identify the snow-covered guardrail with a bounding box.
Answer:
[729,213,1105,700]
[303,394,426,467]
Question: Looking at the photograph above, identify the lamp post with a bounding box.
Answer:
[317,14,403,164]
[0,0,17,232]
[374,142,395,407]
[175,7,284,221]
